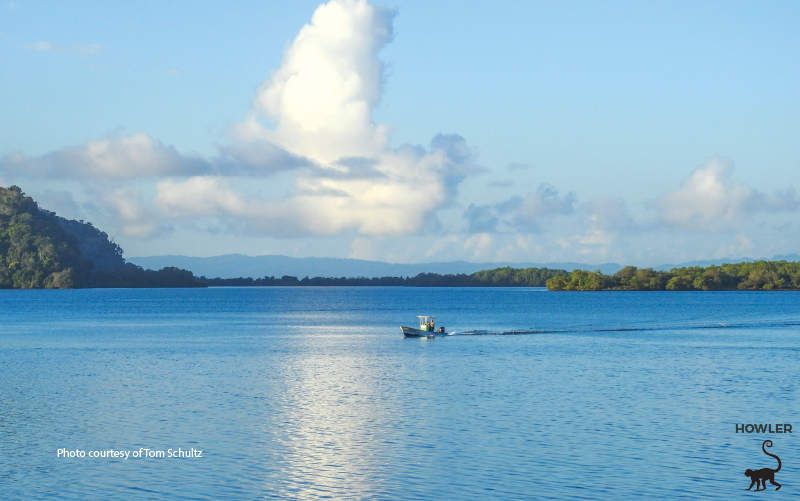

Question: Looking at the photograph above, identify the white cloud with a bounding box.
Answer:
[71,43,102,56]
[154,136,472,238]
[581,197,638,233]
[654,157,799,231]
[713,234,755,259]
[348,236,377,260]
[462,183,575,235]
[236,0,394,165]
[511,184,575,227]
[1,133,209,178]
[154,0,475,238]
[101,188,167,239]
[23,41,61,52]
[21,41,102,55]
[215,139,312,176]
[155,177,248,219]
[463,232,494,260]
[1,133,312,179]
[575,197,648,246]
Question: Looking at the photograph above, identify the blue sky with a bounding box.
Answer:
[2,0,799,265]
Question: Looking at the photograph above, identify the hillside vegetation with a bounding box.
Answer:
[0,186,203,288]
[0,186,90,288]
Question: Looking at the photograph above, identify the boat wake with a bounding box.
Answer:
[449,319,800,337]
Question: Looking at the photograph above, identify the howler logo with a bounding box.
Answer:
[744,440,782,491]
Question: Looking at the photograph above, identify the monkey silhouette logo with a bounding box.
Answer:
[744,440,782,491]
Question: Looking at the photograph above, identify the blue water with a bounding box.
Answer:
[1,287,798,499]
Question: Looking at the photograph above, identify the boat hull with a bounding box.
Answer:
[401,326,445,337]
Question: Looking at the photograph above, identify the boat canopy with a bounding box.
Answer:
[416,316,436,328]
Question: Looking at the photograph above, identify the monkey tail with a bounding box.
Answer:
[762,440,781,472]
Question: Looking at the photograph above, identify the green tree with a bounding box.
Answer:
[0,186,90,288]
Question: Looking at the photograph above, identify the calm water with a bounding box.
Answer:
[1,287,798,499]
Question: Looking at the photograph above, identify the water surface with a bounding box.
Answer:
[1,288,798,499]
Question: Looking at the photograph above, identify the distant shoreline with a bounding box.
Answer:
[188,260,800,292]
[545,261,800,291]
[195,267,564,288]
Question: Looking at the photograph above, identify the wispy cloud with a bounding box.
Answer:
[653,157,799,231]
[503,184,576,233]
[507,162,534,171]
[576,197,647,246]
[22,41,102,55]
[0,131,316,179]
[71,43,102,55]
[463,184,576,234]
[464,204,499,233]
[23,41,61,52]
[0,133,210,178]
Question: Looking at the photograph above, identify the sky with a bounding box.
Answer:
[1,0,799,266]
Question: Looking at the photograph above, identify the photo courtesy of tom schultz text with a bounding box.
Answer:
[57,448,203,459]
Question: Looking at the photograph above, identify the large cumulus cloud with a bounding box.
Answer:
[0,0,477,240]
[236,0,394,164]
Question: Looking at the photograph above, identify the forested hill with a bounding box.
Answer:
[0,186,202,288]
[0,186,90,288]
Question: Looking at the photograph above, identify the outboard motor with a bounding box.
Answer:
[437,326,445,333]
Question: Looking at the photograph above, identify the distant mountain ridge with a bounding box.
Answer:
[127,254,625,279]
[128,253,800,280]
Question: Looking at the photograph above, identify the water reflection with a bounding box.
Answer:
[264,323,393,498]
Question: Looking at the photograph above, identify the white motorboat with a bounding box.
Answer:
[401,316,446,337]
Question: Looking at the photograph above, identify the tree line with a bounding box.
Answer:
[198,267,568,288]
[545,262,800,291]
